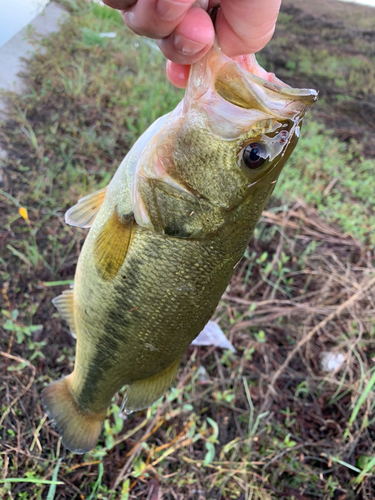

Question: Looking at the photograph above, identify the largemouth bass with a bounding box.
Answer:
[42,44,317,453]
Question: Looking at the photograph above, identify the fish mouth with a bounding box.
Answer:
[213,55,317,118]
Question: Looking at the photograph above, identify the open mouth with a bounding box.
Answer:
[214,56,318,115]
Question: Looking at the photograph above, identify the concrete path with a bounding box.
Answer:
[0,2,69,101]
[0,1,69,172]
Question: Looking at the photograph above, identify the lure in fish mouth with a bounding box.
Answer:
[41,43,317,454]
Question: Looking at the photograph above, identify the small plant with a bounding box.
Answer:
[103,404,124,450]
[2,309,43,345]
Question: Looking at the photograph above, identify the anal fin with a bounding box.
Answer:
[65,187,107,228]
[121,358,180,415]
[52,289,76,338]
[94,209,134,281]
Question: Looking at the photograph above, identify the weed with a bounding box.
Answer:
[0,1,374,499]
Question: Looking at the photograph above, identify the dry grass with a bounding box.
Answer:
[1,1,375,499]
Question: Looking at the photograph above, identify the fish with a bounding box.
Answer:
[41,42,317,454]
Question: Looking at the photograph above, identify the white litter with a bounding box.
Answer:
[191,321,236,352]
[197,365,208,382]
[99,32,117,38]
[320,352,345,372]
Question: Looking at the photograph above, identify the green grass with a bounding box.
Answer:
[274,120,375,245]
[273,45,375,95]
[0,1,375,499]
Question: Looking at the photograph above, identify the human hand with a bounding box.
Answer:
[102,0,281,88]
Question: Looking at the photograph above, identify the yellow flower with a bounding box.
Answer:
[19,207,29,223]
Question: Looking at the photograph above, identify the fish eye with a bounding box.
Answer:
[242,142,268,170]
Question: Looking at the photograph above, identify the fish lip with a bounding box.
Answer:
[226,52,318,106]
[245,72,318,107]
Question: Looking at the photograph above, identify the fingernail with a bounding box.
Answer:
[174,34,206,55]
[156,0,191,22]
[192,0,208,9]
[104,0,136,8]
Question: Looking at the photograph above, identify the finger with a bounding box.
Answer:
[166,61,190,88]
[158,7,214,65]
[217,0,281,56]
[121,0,197,39]
[102,0,137,9]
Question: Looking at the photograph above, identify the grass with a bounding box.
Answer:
[0,0,375,499]
[274,120,375,245]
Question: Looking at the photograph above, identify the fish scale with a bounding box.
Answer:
[73,224,238,411]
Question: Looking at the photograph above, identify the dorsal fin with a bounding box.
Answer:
[52,289,76,339]
[65,187,107,228]
[94,209,134,281]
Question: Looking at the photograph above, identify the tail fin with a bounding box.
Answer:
[41,375,105,454]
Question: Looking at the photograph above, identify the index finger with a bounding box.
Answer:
[217,0,281,56]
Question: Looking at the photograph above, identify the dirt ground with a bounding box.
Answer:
[0,1,374,499]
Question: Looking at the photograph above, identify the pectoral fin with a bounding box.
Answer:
[65,187,107,228]
[94,209,134,281]
[52,289,76,338]
[121,358,180,415]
